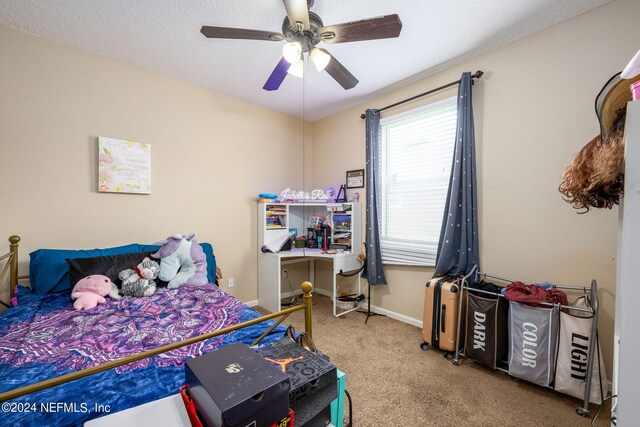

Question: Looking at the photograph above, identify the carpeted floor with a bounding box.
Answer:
[258,294,610,427]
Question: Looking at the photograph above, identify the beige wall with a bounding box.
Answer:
[0,25,306,305]
[1,0,636,376]
[312,0,640,373]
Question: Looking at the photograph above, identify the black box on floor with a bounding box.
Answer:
[256,338,337,406]
[185,342,290,427]
[291,384,336,427]
[296,404,331,427]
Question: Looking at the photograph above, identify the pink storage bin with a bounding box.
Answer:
[631,80,640,101]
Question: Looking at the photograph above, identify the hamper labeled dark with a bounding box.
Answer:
[464,290,509,368]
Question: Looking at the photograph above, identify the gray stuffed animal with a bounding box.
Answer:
[118,257,160,297]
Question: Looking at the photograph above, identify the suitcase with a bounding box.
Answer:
[421,276,462,356]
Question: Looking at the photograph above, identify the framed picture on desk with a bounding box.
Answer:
[308,216,322,228]
[346,169,365,188]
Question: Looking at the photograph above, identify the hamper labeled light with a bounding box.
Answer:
[554,297,607,404]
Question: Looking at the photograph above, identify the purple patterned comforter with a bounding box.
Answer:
[0,284,284,426]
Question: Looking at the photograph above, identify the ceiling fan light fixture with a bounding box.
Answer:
[287,59,304,78]
[282,41,302,64]
[310,48,330,71]
[202,5,402,92]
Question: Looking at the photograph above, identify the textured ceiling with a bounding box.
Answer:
[0,0,612,121]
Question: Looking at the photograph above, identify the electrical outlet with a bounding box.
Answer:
[282,269,288,277]
[227,277,234,288]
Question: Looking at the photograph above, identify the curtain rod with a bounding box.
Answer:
[360,70,484,119]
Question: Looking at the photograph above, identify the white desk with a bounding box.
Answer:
[258,248,362,316]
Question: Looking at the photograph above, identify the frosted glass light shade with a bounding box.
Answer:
[287,59,304,78]
[310,48,330,71]
[283,42,302,64]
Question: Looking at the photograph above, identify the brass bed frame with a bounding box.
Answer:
[0,235,314,402]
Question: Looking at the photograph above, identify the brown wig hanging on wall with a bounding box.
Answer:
[559,70,640,213]
[559,110,625,213]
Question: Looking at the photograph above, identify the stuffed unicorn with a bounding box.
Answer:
[152,233,208,289]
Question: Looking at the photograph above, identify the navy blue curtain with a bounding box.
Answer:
[364,109,387,285]
[434,72,480,277]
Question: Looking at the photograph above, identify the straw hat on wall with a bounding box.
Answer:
[595,71,640,139]
[560,50,640,213]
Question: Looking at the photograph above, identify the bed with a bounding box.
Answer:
[0,235,314,426]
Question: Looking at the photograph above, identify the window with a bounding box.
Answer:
[379,97,457,266]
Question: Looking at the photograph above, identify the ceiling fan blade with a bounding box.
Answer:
[282,0,310,30]
[201,26,284,41]
[320,49,359,90]
[320,14,402,44]
[263,57,292,91]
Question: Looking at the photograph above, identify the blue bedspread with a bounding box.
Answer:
[0,285,284,426]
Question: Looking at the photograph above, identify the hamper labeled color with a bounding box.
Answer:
[554,296,607,404]
[508,302,559,387]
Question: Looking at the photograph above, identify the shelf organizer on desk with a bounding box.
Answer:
[258,202,362,317]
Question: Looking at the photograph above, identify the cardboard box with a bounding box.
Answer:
[185,343,290,427]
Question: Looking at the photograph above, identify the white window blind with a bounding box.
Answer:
[379,97,457,266]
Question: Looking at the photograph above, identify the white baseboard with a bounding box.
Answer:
[250,288,331,308]
[286,288,424,328]
[282,288,333,298]
[364,303,423,328]
[314,288,333,298]
[281,290,300,298]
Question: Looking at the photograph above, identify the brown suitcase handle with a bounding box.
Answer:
[441,304,446,333]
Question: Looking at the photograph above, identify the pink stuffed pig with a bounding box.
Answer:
[71,275,120,310]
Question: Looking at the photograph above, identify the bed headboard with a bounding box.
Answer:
[2,235,221,303]
[0,235,21,305]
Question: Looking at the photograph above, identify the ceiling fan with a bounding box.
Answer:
[200,0,402,91]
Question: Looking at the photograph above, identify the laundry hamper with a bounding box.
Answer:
[335,282,357,310]
[464,292,509,369]
[335,296,357,310]
[508,302,559,387]
[554,297,607,404]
